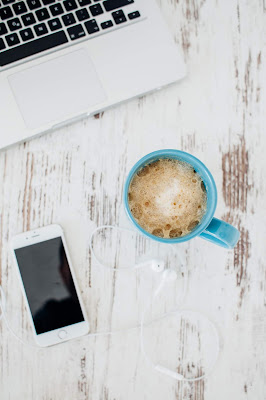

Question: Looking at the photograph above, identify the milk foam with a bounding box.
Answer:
[154,178,181,217]
[128,159,207,238]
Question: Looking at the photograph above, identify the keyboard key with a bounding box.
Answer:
[0,23,8,36]
[36,8,50,20]
[78,0,91,5]
[112,9,123,18]
[67,23,85,40]
[76,8,89,21]
[22,12,36,25]
[20,27,34,41]
[63,0,77,11]
[112,9,126,24]
[0,6,13,20]
[62,12,75,25]
[34,22,48,35]
[7,17,22,31]
[48,17,62,31]
[27,0,41,9]
[114,15,126,24]
[42,0,55,4]
[49,3,64,16]
[101,20,113,29]
[13,1,27,15]
[2,0,15,4]
[89,3,103,16]
[85,18,99,34]
[103,0,133,12]
[0,38,6,50]
[6,32,20,46]
[128,10,140,20]
[0,30,68,66]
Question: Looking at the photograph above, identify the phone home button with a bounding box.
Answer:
[58,329,67,340]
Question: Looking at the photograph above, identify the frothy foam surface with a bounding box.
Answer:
[128,158,207,239]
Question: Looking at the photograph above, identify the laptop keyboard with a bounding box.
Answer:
[0,0,142,67]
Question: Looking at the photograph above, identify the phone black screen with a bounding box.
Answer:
[15,237,84,335]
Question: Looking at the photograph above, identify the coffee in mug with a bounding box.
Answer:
[128,158,207,238]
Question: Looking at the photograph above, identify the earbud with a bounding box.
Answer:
[134,259,165,272]
[150,259,165,272]
[134,261,178,280]
[162,269,178,281]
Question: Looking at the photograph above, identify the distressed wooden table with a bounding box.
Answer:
[0,1,265,399]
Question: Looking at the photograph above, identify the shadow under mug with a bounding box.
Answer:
[123,149,240,249]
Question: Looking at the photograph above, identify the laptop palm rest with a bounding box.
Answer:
[8,49,106,130]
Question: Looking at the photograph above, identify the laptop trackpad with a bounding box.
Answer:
[8,49,106,129]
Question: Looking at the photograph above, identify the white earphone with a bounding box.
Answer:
[135,259,165,272]
[0,225,220,383]
[90,226,220,382]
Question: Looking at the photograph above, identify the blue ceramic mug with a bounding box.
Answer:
[123,149,240,249]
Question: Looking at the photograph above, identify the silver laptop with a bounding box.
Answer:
[0,0,186,149]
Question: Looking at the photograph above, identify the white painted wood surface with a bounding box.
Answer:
[1,0,266,398]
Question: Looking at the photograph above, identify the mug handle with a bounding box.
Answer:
[199,217,240,249]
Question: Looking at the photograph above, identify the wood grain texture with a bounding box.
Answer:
[1,0,266,399]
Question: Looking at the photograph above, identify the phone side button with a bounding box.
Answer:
[58,329,67,339]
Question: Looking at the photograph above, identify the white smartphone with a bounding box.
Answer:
[10,224,89,347]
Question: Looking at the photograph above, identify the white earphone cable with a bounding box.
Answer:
[90,226,220,382]
[0,225,220,382]
[139,282,220,382]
